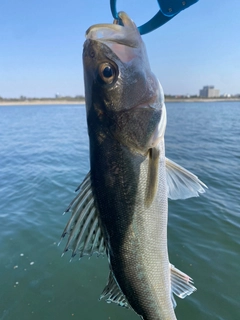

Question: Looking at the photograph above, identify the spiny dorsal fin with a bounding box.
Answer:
[99,271,130,309]
[61,171,105,258]
[166,158,207,200]
[170,264,197,308]
[145,148,160,208]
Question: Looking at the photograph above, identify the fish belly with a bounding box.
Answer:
[91,138,176,319]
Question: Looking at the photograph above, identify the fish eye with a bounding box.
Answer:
[103,66,113,78]
[98,62,117,84]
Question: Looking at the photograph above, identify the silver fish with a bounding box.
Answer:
[61,12,207,320]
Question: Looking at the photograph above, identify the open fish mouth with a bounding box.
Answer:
[85,12,142,63]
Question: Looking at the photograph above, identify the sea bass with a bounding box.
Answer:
[61,12,206,320]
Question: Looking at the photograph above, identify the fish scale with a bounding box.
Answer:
[61,11,206,320]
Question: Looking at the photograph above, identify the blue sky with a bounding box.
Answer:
[1,0,239,98]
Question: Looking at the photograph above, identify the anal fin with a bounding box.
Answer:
[170,264,196,308]
[99,271,130,309]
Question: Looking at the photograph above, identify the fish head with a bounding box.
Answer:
[83,12,165,152]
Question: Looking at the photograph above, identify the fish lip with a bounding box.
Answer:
[128,96,159,112]
[84,12,143,64]
[85,12,140,48]
[101,98,159,128]
[114,96,160,117]
[86,23,123,41]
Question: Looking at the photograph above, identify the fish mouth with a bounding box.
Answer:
[85,12,141,63]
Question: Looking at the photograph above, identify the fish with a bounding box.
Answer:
[61,12,207,320]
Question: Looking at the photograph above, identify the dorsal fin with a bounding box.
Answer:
[99,271,130,309]
[61,171,105,258]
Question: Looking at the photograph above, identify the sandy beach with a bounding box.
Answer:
[0,98,240,106]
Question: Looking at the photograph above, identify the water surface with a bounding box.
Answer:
[0,102,239,320]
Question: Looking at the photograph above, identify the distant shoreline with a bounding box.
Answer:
[0,98,240,106]
[166,98,240,103]
[0,100,85,106]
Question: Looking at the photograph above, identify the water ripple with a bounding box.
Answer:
[0,103,239,320]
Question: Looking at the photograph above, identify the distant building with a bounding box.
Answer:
[199,86,220,98]
[55,93,61,99]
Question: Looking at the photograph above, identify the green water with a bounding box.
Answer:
[0,102,239,319]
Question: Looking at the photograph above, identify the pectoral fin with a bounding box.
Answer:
[170,264,196,308]
[100,271,130,309]
[145,148,160,208]
[61,171,105,258]
[166,158,207,200]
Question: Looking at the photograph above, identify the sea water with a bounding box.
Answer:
[0,102,239,320]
